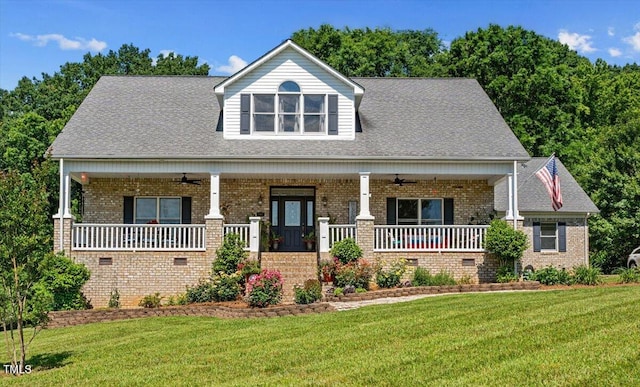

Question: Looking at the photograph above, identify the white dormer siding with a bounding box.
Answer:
[222,47,356,140]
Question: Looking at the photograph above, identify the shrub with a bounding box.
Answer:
[138,293,162,308]
[246,270,283,307]
[213,233,248,275]
[485,219,528,266]
[108,289,120,308]
[531,266,572,285]
[430,271,457,286]
[618,267,640,283]
[412,267,432,286]
[333,287,344,296]
[333,259,373,289]
[238,259,261,277]
[294,279,322,304]
[355,287,367,293]
[375,259,407,288]
[496,265,519,283]
[572,265,602,285]
[186,272,242,303]
[457,275,472,285]
[330,238,362,264]
[186,280,216,303]
[39,253,91,310]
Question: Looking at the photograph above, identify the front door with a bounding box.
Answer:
[271,188,315,252]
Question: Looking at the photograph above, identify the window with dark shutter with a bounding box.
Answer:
[533,222,541,252]
[328,94,338,135]
[386,198,397,225]
[443,198,454,225]
[240,94,250,134]
[181,197,192,224]
[123,196,134,224]
[558,222,566,252]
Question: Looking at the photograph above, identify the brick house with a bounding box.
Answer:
[48,40,597,306]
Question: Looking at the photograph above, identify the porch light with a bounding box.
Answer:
[80,172,89,184]
[258,193,264,206]
[322,196,328,207]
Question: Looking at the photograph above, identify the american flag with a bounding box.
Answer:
[535,155,563,211]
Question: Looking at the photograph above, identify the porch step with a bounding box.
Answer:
[260,252,318,303]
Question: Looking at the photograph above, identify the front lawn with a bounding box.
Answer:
[3,286,640,385]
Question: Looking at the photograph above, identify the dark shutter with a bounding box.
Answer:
[533,222,541,252]
[123,196,134,224]
[443,198,454,225]
[240,94,250,134]
[558,222,566,252]
[181,197,192,224]
[328,94,338,135]
[386,198,397,225]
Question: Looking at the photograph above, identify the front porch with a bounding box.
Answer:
[52,162,521,307]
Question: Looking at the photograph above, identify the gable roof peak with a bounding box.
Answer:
[213,39,364,102]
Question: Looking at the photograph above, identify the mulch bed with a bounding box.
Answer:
[52,280,608,328]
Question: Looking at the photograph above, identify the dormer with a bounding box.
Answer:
[214,40,364,140]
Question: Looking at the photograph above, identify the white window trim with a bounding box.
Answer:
[539,222,558,252]
[397,198,444,225]
[251,83,328,135]
[134,196,182,224]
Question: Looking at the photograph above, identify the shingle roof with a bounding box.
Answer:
[494,157,599,214]
[49,75,530,160]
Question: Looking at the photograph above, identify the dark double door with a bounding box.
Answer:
[271,194,314,252]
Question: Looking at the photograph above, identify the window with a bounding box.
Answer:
[533,222,566,252]
[251,81,327,134]
[540,222,558,251]
[135,197,181,224]
[397,199,443,225]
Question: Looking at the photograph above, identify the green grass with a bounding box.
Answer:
[3,286,640,386]
[600,274,621,284]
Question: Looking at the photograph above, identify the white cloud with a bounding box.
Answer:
[608,27,615,37]
[558,30,597,53]
[608,47,622,57]
[623,31,640,51]
[10,32,106,52]
[635,22,640,31]
[215,55,247,75]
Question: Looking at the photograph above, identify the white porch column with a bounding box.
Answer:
[512,160,520,228]
[318,217,330,253]
[63,170,72,218]
[506,173,514,219]
[249,217,261,253]
[205,173,223,219]
[357,172,374,220]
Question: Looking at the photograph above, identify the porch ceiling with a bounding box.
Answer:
[71,171,499,182]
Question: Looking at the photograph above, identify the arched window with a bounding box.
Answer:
[249,81,327,134]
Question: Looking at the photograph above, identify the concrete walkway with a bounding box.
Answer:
[328,289,525,311]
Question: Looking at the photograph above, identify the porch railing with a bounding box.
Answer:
[72,224,206,251]
[374,225,489,252]
[223,224,250,250]
[328,224,356,248]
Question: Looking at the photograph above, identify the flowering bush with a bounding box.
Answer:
[333,258,373,289]
[375,259,407,288]
[246,269,283,307]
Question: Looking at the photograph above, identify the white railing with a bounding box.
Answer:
[72,224,206,251]
[329,224,356,247]
[223,224,250,250]
[374,225,489,252]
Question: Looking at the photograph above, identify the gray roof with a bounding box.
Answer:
[50,75,529,160]
[495,157,599,214]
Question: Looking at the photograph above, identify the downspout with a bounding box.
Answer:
[59,158,64,252]
[585,213,590,266]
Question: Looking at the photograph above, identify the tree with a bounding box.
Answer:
[291,24,446,77]
[0,165,53,375]
[485,219,529,267]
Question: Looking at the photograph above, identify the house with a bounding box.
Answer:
[48,40,597,306]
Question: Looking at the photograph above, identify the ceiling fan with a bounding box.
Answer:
[178,173,201,185]
[392,174,417,186]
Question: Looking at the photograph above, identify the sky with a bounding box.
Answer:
[1,0,639,90]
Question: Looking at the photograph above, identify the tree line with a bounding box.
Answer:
[1,25,638,272]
